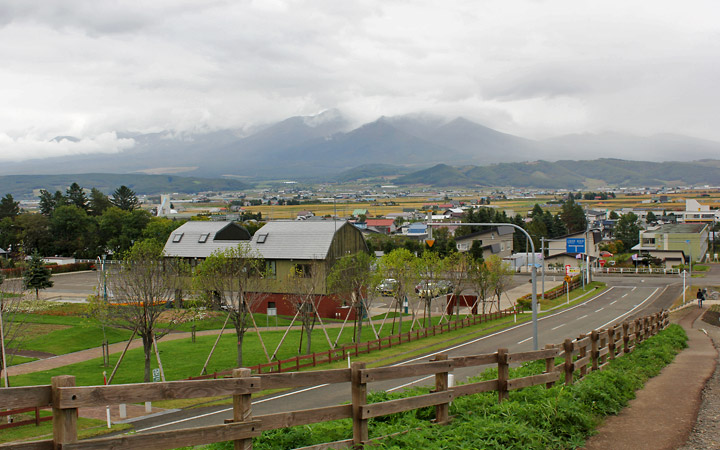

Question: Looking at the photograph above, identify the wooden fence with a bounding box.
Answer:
[0,310,668,450]
[189,308,517,380]
[0,407,51,430]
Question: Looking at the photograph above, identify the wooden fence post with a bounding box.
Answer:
[578,334,587,378]
[351,362,368,448]
[433,354,450,424]
[232,368,253,450]
[563,339,574,385]
[52,375,77,450]
[634,319,642,345]
[544,344,555,389]
[608,327,616,361]
[591,330,599,371]
[623,322,630,354]
[497,348,509,403]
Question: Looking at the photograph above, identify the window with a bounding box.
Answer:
[293,263,312,278]
[265,260,276,278]
[198,233,209,243]
[257,233,268,244]
[172,233,184,243]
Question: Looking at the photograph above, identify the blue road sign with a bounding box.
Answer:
[566,238,586,254]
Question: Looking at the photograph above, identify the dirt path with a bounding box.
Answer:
[580,305,717,450]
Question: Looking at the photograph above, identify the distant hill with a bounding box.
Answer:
[393,159,720,188]
[0,174,250,199]
[334,164,409,182]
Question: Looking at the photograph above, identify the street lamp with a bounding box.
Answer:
[428,222,540,350]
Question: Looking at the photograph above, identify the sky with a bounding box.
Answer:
[1,0,719,162]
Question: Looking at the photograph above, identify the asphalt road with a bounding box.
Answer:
[131,275,681,434]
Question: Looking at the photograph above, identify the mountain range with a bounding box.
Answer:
[2,110,720,181]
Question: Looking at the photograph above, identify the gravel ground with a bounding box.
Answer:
[677,314,720,450]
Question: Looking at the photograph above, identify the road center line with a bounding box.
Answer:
[621,294,628,298]
[597,287,661,329]
[551,324,565,330]
[517,336,533,344]
[595,307,604,312]
[610,300,617,305]
[577,314,587,320]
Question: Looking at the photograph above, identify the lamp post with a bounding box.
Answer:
[429,222,540,350]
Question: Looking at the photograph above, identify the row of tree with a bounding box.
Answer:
[0,184,184,262]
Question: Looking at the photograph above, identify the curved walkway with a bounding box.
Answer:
[580,304,717,450]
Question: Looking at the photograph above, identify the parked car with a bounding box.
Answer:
[376,278,398,296]
[415,280,453,297]
[599,251,614,257]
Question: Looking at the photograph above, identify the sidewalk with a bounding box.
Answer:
[580,305,717,450]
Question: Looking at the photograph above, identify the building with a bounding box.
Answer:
[681,199,720,224]
[163,220,369,318]
[633,223,709,263]
[365,218,396,234]
[454,226,514,258]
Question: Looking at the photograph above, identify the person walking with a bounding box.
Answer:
[697,288,705,308]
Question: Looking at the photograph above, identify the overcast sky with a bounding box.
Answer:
[1,0,719,162]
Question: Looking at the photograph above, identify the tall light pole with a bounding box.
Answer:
[429,222,540,350]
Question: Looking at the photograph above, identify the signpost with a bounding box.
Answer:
[564,275,572,304]
[566,238,585,254]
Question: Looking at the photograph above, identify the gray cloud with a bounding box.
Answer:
[1,0,720,161]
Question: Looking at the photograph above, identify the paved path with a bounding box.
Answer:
[581,304,717,450]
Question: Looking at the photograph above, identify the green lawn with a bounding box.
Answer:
[0,415,130,444]
[7,355,38,366]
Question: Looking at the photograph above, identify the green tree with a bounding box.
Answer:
[609,210,620,220]
[89,188,112,216]
[485,255,513,312]
[50,205,97,257]
[15,213,52,256]
[468,240,484,262]
[416,251,445,327]
[111,185,140,211]
[0,218,18,258]
[285,262,324,355]
[0,194,20,220]
[142,217,185,245]
[38,190,57,216]
[615,212,641,250]
[378,248,418,334]
[326,251,376,343]
[194,244,267,367]
[104,240,188,382]
[645,211,657,223]
[97,207,151,256]
[66,183,88,211]
[444,252,472,318]
[560,196,587,233]
[23,251,53,299]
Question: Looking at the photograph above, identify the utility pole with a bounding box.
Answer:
[429,222,539,350]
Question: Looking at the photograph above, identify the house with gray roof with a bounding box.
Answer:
[163,219,368,318]
[454,226,514,258]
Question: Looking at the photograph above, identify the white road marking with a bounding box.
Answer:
[552,324,565,330]
[610,300,617,305]
[517,336,533,344]
[578,314,588,320]
[597,287,662,330]
[621,294,628,298]
[595,308,604,312]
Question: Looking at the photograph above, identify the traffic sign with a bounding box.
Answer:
[565,264,571,276]
[564,275,572,283]
[599,259,606,267]
[425,239,435,247]
[566,238,585,253]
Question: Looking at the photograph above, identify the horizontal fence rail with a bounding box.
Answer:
[0,310,669,450]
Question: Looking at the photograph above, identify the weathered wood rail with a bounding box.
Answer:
[0,310,668,450]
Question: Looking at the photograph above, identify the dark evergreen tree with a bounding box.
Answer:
[560,196,587,233]
[24,251,53,299]
[615,212,641,250]
[89,188,112,216]
[0,194,20,220]
[111,185,140,211]
[66,183,88,211]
